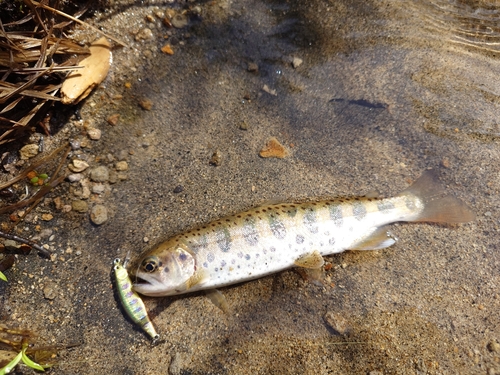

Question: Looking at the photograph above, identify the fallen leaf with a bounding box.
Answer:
[61,37,112,104]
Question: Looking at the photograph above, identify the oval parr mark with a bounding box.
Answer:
[303,208,319,233]
[353,201,367,221]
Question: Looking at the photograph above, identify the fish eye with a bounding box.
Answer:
[141,256,159,273]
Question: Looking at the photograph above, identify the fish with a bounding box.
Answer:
[113,257,159,343]
[130,171,475,297]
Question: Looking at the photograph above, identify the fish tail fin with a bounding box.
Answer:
[399,171,475,223]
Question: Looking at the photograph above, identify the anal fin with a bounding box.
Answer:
[350,227,397,250]
[294,250,325,269]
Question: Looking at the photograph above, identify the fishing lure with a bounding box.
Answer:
[113,257,159,343]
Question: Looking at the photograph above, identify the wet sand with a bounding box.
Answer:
[1,0,499,374]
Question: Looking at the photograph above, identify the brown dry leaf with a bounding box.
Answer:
[60,37,112,104]
[259,137,289,158]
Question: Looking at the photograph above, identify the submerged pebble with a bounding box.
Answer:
[90,166,109,182]
[259,137,288,158]
[90,205,108,225]
[72,200,89,213]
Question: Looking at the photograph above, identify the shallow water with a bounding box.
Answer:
[1,0,499,374]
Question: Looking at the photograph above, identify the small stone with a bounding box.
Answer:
[173,185,184,193]
[323,311,351,335]
[239,121,248,130]
[92,184,105,194]
[108,170,119,184]
[67,173,83,183]
[115,161,128,171]
[259,137,288,158]
[145,14,155,22]
[209,150,221,166]
[143,237,149,243]
[135,27,154,41]
[171,13,188,28]
[90,205,108,225]
[68,159,89,173]
[43,282,57,300]
[70,140,81,150]
[107,113,120,126]
[487,340,500,352]
[53,197,63,210]
[161,44,174,55]
[291,56,303,68]
[139,98,153,110]
[247,62,258,72]
[262,84,277,96]
[87,128,102,140]
[41,213,53,221]
[368,371,383,375]
[441,157,451,168]
[19,144,39,160]
[89,166,109,182]
[72,200,88,213]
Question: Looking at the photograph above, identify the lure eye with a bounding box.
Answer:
[141,257,159,273]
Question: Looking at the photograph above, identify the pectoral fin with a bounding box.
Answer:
[350,227,396,250]
[205,289,229,313]
[294,250,325,269]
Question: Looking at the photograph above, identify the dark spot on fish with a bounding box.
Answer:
[245,254,251,260]
[329,237,336,245]
[179,253,187,261]
[270,247,276,252]
[296,234,305,244]
[203,262,208,268]
[207,253,215,262]
[221,260,226,267]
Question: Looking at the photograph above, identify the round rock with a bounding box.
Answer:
[89,166,109,182]
[90,205,108,225]
[72,200,89,213]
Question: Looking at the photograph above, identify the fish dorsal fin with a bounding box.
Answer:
[294,250,325,269]
[350,227,396,250]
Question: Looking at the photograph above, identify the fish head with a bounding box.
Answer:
[130,239,197,297]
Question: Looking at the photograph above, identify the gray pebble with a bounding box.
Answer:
[173,185,184,193]
[67,173,83,183]
[90,205,108,225]
[72,200,89,213]
[90,166,109,182]
[92,184,106,194]
[43,282,57,300]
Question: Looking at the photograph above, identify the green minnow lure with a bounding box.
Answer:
[130,171,475,297]
[113,257,159,343]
